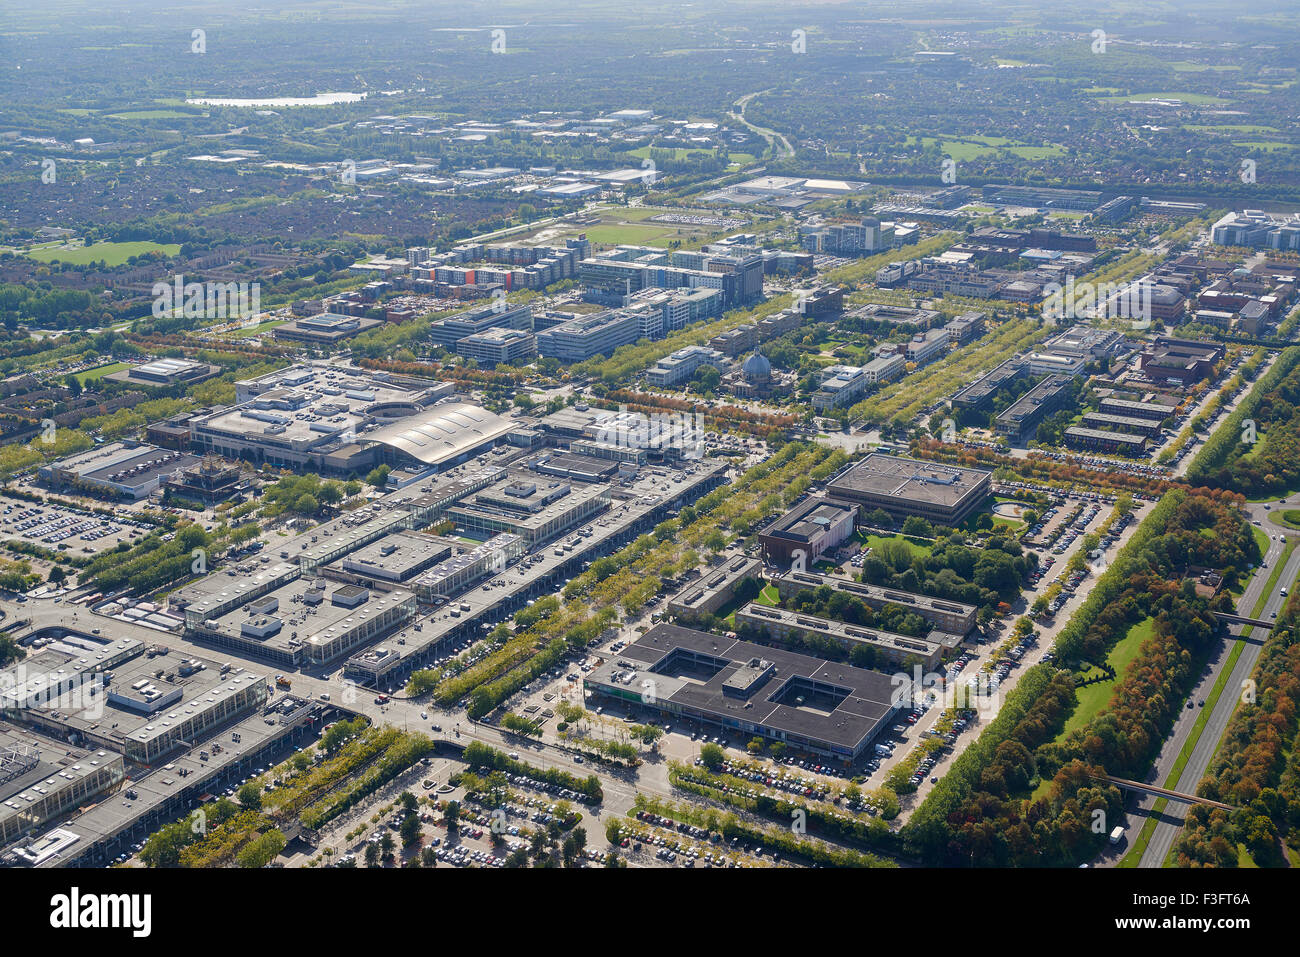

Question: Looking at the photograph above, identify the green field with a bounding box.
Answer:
[24,240,181,266]
[106,109,196,120]
[1184,124,1280,135]
[1060,617,1156,741]
[74,361,128,384]
[581,224,679,246]
[907,134,1065,161]
[1098,92,1232,105]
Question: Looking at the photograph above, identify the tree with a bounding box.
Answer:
[400,812,422,848]
[902,515,933,538]
[865,507,894,529]
[237,781,262,810]
[379,833,395,859]
[364,842,381,867]
[366,465,391,488]
[699,743,726,771]
[48,566,66,585]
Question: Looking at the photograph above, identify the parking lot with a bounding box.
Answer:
[0,493,157,559]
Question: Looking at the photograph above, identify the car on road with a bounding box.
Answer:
[420,711,428,719]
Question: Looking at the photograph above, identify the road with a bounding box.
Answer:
[1124,499,1300,867]
[729,91,794,160]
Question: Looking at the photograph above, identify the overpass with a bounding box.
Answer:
[1213,611,1275,630]
[1101,775,1236,812]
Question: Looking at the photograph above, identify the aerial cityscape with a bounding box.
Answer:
[0,0,1293,926]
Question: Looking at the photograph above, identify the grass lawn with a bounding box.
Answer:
[858,532,932,558]
[1098,92,1232,105]
[25,240,181,266]
[757,584,780,606]
[581,223,677,246]
[1058,617,1155,742]
[74,361,128,385]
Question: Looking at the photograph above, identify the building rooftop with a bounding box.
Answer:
[828,454,991,509]
[586,624,898,753]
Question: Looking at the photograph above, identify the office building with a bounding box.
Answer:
[583,624,900,761]
[758,497,858,569]
[827,454,992,527]
[455,326,538,365]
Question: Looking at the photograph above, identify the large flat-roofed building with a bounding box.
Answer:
[323,531,453,587]
[758,496,857,570]
[1210,209,1300,251]
[0,728,126,846]
[647,345,729,387]
[1044,325,1127,360]
[190,362,457,474]
[105,357,221,389]
[455,326,538,365]
[846,303,941,329]
[429,302,534,349]
[410,533,527,600]
[905,326,950,366]
[1138,336,1225,386]
[944,311,987,345]
[189,576,417,666]
[773,570,978,636]
[812,365,878,412]
[0,642,267,765]
[37,442,200,501]
[583,624,900,761]
[1064,427,1149,455]
[995,375,1072,441]
[1098,396,1178,422]
[1080,411,1164,437]
[1024,352,1086,377]
[950,356,1030,412]
[735,602,947,670]
[536,309,642,362]
[668,555,762,619]
[272,312,385,344]
[981,184,1102,211]
[827,454,992,527]
[444,472,610,545]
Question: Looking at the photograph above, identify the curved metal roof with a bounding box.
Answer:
[366,402,513,466]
